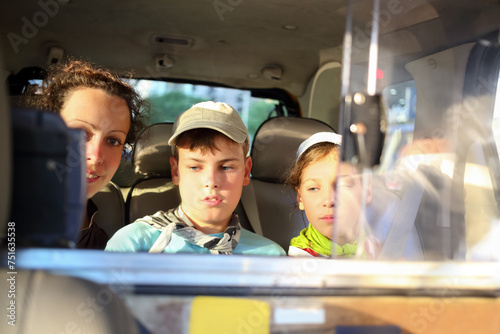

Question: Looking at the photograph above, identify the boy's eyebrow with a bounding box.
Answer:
[217,158,240,164]
[182,157,241,163]
[184,157,203,162]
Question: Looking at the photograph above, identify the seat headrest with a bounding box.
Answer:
[133,122,174,177]
[250,117,334,183]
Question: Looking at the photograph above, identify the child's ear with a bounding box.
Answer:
[170,156,180,185]
[296,191,305,211]
[243,156,252,186]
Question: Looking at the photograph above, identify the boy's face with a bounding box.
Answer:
[170,136,252,232]
[296,156,371,244]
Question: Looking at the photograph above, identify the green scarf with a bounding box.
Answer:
[290,225,358,257]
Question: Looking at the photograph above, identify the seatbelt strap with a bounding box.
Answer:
[149,223,175,253]
[240,181,264,236]
[378,169,428,260]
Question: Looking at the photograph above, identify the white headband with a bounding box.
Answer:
[296,131,342,161]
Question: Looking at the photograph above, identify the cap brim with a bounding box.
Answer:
[168,122,248,146]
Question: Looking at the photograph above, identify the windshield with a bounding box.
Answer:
[335,0,500,261]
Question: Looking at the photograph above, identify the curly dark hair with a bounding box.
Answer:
[30,59,148,146]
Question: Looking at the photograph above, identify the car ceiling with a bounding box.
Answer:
[1,0,499,97]
[0,0,346,97]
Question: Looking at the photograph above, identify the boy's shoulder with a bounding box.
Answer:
[105,215,164,252]
[238,228,286,255]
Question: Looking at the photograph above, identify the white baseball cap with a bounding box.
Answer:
[296,131,342,161]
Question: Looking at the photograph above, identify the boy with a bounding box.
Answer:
[106,101,285,255]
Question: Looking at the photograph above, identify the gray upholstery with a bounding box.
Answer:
[91,181,126,238]
[0,270,139,334]
[128,178,181,222]
[133,122,174,177]
[251,117,335,182]
[127,123,181,223]
[247,117,335,250]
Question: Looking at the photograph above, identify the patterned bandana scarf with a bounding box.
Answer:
[142,206,241,254]
[290,225,357,257]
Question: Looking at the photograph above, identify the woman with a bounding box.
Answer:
[30,59,148,249]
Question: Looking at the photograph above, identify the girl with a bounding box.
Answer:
[287,132,379,258]
[29,59,148,249]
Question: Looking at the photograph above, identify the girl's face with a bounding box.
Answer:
[60,88,130,199]
[296,155,369,244]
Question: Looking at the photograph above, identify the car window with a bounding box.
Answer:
[127,79,283,143]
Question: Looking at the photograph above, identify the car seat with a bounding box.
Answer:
[91,181,126,238]
[126,122,181,223]
[241,116,335,250]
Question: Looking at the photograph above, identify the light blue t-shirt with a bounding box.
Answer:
[105,218,285,256]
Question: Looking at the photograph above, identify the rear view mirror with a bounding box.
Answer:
[341,93,387,168]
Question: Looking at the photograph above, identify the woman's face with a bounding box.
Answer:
[60,88,130,199]
[296,155,369,244]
